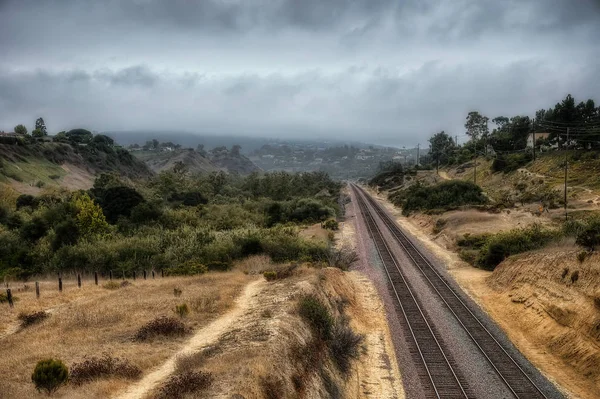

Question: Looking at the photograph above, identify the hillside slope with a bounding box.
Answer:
[0,142,152,194]
[135,147,261,175]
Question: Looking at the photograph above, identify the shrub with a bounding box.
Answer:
[577,251,588,263]
[575,217,600,250]
[174,304,190,318]
[491,152,532,173]
[173,288,183,297]
[263,271,277,281]
[260,376,285,399]
[391,181,487,215]
[323,219,339,231]
[156,371,212,399]
[18,311,48,327]
[433,218,446,234]
[329,320,364,374]
[16,194,38,210]
[571,270,579,284]
[70,354,141,385]
[31,358,69,395]
[135,316,187,341]
[102,281,121,290]
[298,295,333,340]
[0,292,19,303]
[477,224,559,270]
[164,261,208,276]
[324,245,359,271]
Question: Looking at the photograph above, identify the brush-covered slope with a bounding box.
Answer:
[0,138,152,194]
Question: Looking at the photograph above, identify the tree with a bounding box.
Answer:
[465,111,489,142]
[94,186,145,223]
[14,124,27,135]
[35,117,47,136]
[72,192,109,238]
[32,129,44,138]
[428,131,455,168]
[31,359,69,395]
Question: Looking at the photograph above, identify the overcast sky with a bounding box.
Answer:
[1,0,599,146]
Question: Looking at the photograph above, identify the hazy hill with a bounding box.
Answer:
[133,146,261,175]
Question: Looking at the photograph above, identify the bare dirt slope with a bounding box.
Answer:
[369,189,600,399]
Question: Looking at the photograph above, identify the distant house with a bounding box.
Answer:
[0,131,17,137]
[526,132,551,147]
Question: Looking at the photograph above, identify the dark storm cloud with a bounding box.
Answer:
[0,0,598,145]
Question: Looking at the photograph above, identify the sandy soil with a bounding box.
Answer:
[115,279,265,399]
[367,188,599,399]
[346,271,405,399]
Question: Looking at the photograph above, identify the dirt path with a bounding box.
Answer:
[438,170,452,180]
[114,279,264,399]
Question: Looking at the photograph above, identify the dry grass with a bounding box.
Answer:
[0,271,251,398]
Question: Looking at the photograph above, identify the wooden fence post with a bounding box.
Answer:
[133,271,136,280]
[143,270,147,280]
[161,269,164,278]
[109,270,113,281]
[58,277,63,292]
[94,271,99,285]
[6,289,13,308]
[152,270,155,279]
[77,274,82,288]
[35,282,40,299]
[122,270,125,280]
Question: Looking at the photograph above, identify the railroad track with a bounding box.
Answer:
[352,184,550,399]
[353,187,472,398]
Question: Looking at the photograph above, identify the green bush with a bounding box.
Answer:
[164,261,208,276]
[263,271,277,281]
[492,152,532,173]
[31,358,69,395]
[477,225,559,269]
[174,304,190,318]
[323,219,339,231]
[298,295,333,340]
[391,181,487,215]
[575,217,600,250]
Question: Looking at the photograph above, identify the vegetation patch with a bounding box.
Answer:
[155,371,212,399]
[298,295,334,340]
[31,358,69,395]
[70,354,141,385]
[390,181,487,215]
[135,316,187,341]
[477,225,560,270]
[18,311,48,327]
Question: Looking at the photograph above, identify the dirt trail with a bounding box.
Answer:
[438,170,452,180]
[114,279,264,399]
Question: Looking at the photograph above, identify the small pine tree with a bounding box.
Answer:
[31,358,69,395]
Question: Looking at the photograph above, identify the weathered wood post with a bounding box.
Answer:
[152,270,155,279]
[35,281,40,299]
[6,289,13,308]
[109,270,113,281]
[161,269,164,278]
[122,270,125,280]
[58,277,63,292]
[133,271,136,280]
[77,274,82,288]
[143,270,147,280]
[94,271,99,285]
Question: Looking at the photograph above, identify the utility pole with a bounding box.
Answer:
[564,127,569,220]
[474,158,477,185]
[416,143,420,166]
[532,118,536,161]
[455,135,458,146]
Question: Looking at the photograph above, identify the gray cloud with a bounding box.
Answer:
[0,0,598,146]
